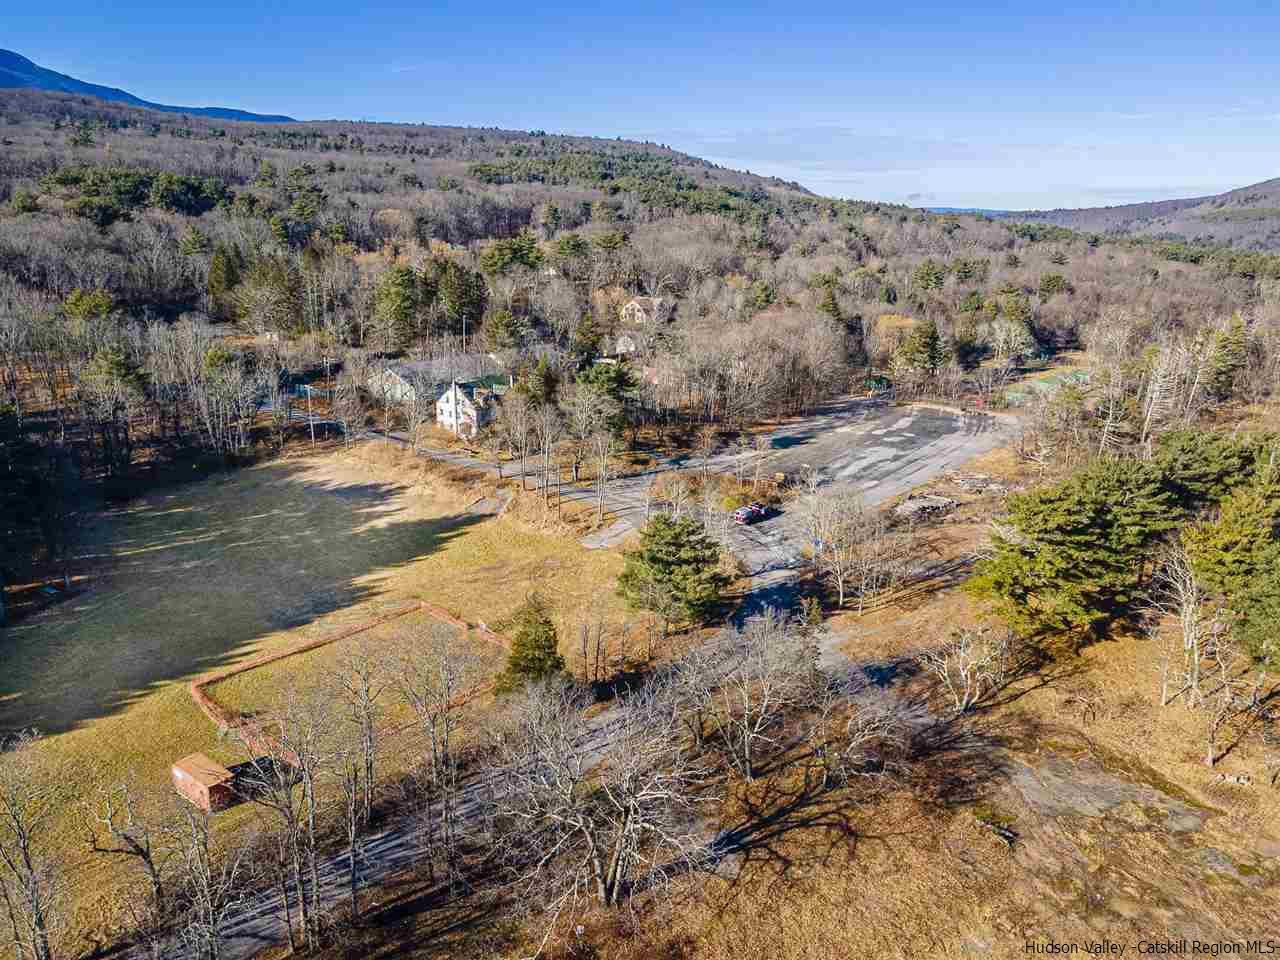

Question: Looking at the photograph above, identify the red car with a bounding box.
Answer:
[732,502,770,525]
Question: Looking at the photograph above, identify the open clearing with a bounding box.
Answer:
[0,445,626,947]
[206,606,509,729]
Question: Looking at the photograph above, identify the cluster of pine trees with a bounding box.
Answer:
[970,429,1280,665]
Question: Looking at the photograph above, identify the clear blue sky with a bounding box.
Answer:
[8,1,1280,208]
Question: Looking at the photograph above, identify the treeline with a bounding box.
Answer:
[468,148,788,219]
[4,87,1280,592]
[971,429,1277,653]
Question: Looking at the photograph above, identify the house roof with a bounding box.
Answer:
[443,380,479,403]
[441,376,507,403]
[172,753,234,788]
[623,296,671,323]
[386,353,502,383]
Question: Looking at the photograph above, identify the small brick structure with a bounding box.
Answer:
[171,753,237,812]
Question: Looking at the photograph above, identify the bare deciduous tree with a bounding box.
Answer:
[916,627,1013,713]
[496,388,535,490]
[802,489,912,610]
[334,644,387,827]
[488,680,709,934]
[233,694,328,952]
[171,804,245,960]
[705,609,818,781]
[0,730,61,960]
[398,624,484,888]
[805,676,901,790]
[85,781,172,945]
[1148,544,1216,708]
[402,372,437,453]
[1201,636,1266,768]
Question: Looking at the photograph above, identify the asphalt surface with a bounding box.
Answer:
[140,398,1014,959]
[720,398,1010,609]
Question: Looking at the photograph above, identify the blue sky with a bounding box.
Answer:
[8,1,1280,208]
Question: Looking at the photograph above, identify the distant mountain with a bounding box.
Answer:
[0,49,295,123]
[926,207,1011,216]
[994,178,1280,251]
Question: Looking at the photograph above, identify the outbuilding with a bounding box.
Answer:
[171,753,237,812]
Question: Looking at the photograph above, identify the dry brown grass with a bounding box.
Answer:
[3,442,630,952]
[298,440,1280,960]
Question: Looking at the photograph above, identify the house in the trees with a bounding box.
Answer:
[620,296,672,327]
[612,332,640,356]
[367,353,502,408]
[436,379,499,438]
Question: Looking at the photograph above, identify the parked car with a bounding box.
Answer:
[732,502,771,525]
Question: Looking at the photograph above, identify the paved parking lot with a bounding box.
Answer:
[728,399,1010,571]
[583,397,1012,558]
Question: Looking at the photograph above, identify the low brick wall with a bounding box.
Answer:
[186,601,511,751]
[188,601,426,730]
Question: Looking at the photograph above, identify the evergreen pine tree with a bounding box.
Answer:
[1234,570,1280,666]
[484,308,523,352]
[894,319,948,374]
[63,288,114,322]
[179,225,209,257]
[911,259,946,291]
[521,356,560,407]
[373,265,420,350]
[207,244,241,320]
[570,313,603,366]
[438,261,488,337]
[497,593,565,690]
[617,514,726,632]
[1153,429,1261,509]
[968,460,1179,637]
[818,284,842,322]
[1208,314,1248,401]
[1183,475,1280,598]
[269,214,290,246]
[1184,471,1280,664]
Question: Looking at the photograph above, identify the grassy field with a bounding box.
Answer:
[206,608,508,728]
[0,443,627,951]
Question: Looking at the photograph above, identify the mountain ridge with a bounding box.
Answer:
[0,49,295,123]
[989,177,1280,250]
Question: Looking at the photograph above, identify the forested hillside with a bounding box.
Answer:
[1000,175,1280,251]
[5,86,1280,582]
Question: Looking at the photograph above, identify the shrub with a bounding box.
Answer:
[9,189,38,213]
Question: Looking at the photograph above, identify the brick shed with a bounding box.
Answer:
[171,753,237,812]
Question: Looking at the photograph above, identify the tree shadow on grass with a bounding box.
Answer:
[0,458,490,740]
[706,776,867,881]
[689,685,1040,914]
[334,873,506,959]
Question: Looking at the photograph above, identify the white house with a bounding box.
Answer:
[367,353,503,408]
[436,380,496,438]
[612,332,640,356]
[620,296,672,327]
